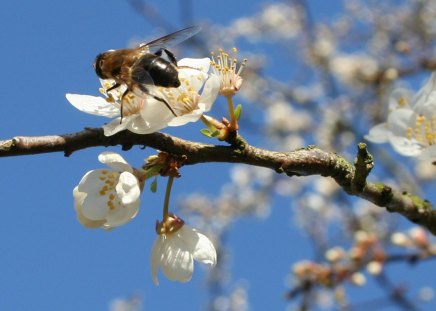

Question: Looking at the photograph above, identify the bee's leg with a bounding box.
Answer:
[119,88,129,123]
[137,84,177,117]
[106,83,122,93]
[104,82,127,123]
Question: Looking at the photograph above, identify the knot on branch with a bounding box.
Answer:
[351,143,374,192]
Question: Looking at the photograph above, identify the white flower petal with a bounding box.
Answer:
[182,70,209,91]
[73,187,107,228]
[178,58,211,74]
[77,169,110,195]
[98,152,133,173]
[104,200,140,228]
[127,100,175,134]
[80,191,112,221]
[179,226,217,266]
[388,135,422,156]
[73,186,86,208]
[198,75,220,112]
[151,236,166,285]
[66,94,120,118]
[168,109,203,126]
[418,145,436,161]
[364,123,390,144]
[116,172,140,205]
[103,116,135,136]
[411,73,436,108]
[159,235,194,283]
[413,91,436,116]
[387,108,414,135]
[388,88,412,110]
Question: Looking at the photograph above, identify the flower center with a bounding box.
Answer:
[406,114,436,146]
[98,170,122,210]
[121,94,144,116]
[100,80,144,117]
[177,90,200,113]
[211,48,247,97]
[159,79,200,115]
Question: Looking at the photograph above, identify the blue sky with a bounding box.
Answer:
[1,1,436,310]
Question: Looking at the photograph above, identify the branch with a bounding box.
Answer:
[1,128,435,234]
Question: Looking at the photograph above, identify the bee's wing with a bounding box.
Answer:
[138,25,201,53]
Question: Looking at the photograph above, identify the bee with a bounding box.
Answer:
[93,26,201,118]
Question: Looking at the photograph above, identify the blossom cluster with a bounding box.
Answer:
[67,49,247,285]
[73,151,217,285]
[290,227,436,298]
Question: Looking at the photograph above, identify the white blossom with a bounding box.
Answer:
[73,152,141,229]
[66,58,219,136]
[365,73,436,160]
[210,48,246,97]
[150,217,217,285]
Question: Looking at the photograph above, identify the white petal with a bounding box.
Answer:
[418,145,436,161]
[126,116,167,134]
[73,187,106,228]
[77,169,114,220]
[73,186,86,209]
[364,123,389,144]
[66,94,120,118]
[116,172,140,205]
[125,100,175,134]
[168,109,203,126]
[413,91,436,116]
[104,200,140,228]
[151,236,166,285]
[77,169,110,194]
[387,108,414,135]
[388,88,412,110]
[199,74,220,112]
[388,135,422,157]
[178,58,211,74]
[411,73,436,108]
[159,235,194,283]
[103,116,133,136]
[183,71,209,92]
[98,152,133,173]
[178,226,217,266]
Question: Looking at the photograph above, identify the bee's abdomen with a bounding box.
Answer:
[133,54,180,88]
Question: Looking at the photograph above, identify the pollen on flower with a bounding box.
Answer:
[177,91,199,113]
[398,96,408,107]
[407,114,436,146]
[159,78,201,115]
[99,185,109,195]
[210,48,247,97]
[107,199,116,210]
[98,171,119,196]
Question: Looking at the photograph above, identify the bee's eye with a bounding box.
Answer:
[94,53,106,78]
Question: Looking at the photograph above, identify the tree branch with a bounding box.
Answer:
[1,128,435,234]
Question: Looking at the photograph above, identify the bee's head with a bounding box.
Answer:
[93,52,109,79]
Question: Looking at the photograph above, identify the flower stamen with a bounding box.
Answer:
[211,48,247,97]
[407,114,436,146]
